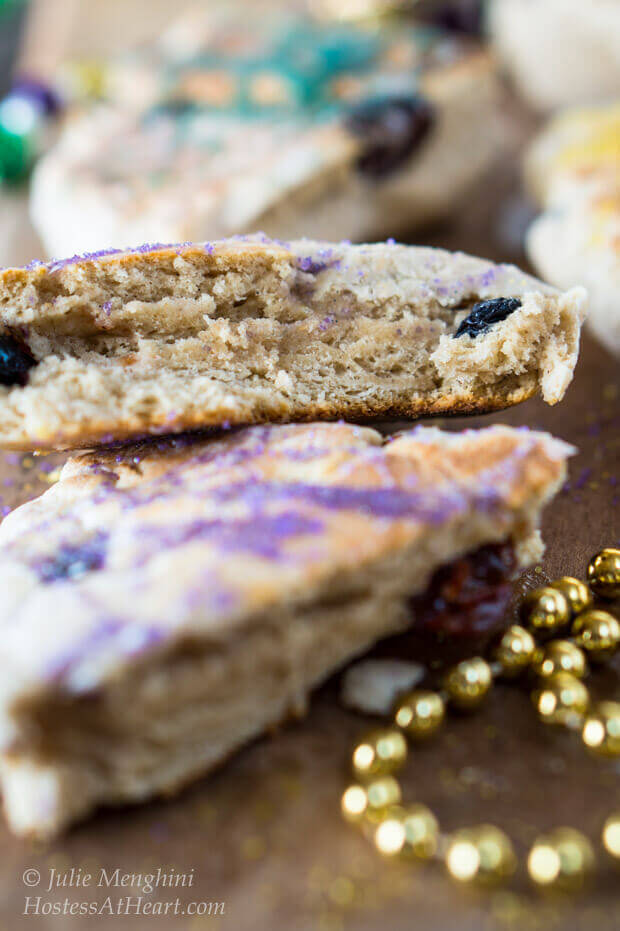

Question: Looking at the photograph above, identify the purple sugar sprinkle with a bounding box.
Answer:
[85,463,119,481]
[297,256,330,275]
[478,268,498,288]
[318,315,335,332]
[205,243,215,255]
[132,512,324,564]
[102,300,113,315]
[46,247,124,274]
[574,467,593,490]
[214,480,465,524]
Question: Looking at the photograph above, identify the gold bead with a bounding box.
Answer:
[365,776,402,819]
[374,807,407,857]
[572,609,620,661]
[550,577,593,617]
[602,813,620,859]
[587,548,620,600]
[532,640,587,679]
[445,825,516,885]
[444,657,493,710]
[351,728,408,781]
[373,804,439,860]
[493,625,537,677]
[522,587,571,634]
[400,804,440,859]
[341,784,369,823]
[582,701,620,757]
[394,690,445,738]
[533,672,590,726]
[527,828,595,890]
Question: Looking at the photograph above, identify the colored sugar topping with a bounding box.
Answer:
[138,15,447,120]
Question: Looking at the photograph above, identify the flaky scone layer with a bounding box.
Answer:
[0,422,572,837]
[0,237,586,449]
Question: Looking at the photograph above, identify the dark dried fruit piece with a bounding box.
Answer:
[345,94,435,179]
[414,0,484,35]
[0,333,37,386]
[410,541,517,639]
[37,536,107,583]
[454,297,522,339]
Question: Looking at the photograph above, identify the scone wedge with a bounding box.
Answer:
[0,421,572,838]
[0,237,586,449]
[31,8,508,255]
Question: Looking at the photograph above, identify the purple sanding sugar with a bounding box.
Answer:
[36,460,57,474]
[213,480,466,524]
[45,248,124,274]
[85,463,119,481]
[318,315,335,332]
[297,256,331,274]
[102,301,113,315]
[132,511,324,564]
[574,467,593,490]
[15,240,204,274]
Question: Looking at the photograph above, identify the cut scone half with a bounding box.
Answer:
[0,237,586,449]
[0,421,572,838]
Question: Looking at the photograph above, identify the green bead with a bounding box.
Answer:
[0,123,32,182]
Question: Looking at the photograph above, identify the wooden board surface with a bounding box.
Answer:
[0,108,618,931]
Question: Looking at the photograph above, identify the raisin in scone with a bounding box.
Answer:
[30,9,508,257]
[526,103,619,356]
[0,237,586,450]
[0,421,571,838]
[489,0,620,111]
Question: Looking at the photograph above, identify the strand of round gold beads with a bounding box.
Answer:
[341,547,620,891]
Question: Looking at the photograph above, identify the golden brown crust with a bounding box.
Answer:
[2,385,535,452]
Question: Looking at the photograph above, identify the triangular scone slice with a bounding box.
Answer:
[0,237,586,449]
[0,421,572,838]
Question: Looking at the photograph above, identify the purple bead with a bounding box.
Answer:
[11,76,62,117]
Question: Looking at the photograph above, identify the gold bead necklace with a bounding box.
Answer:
[341,547,620,891]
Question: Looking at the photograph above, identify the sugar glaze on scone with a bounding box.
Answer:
[0,237,586,449]
[0,422,572,838]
